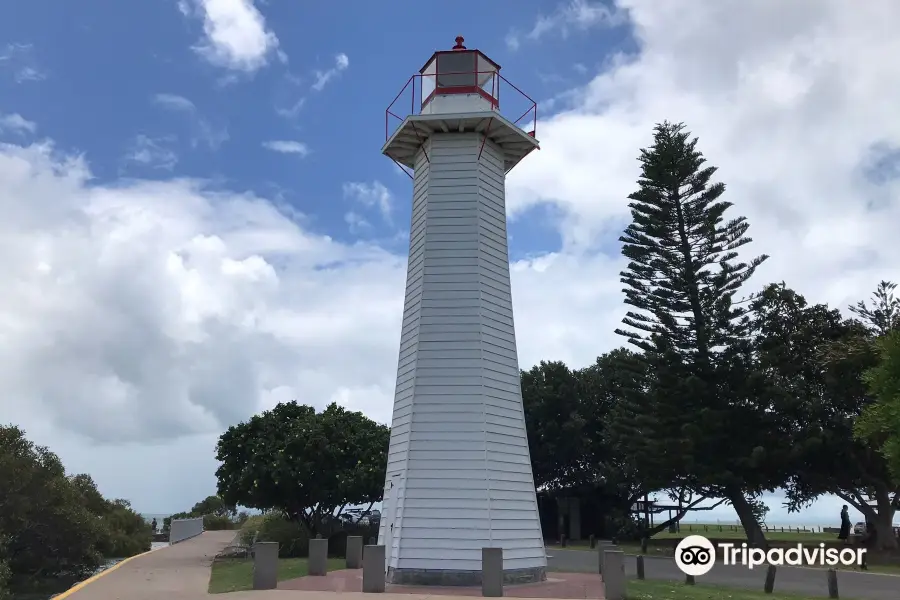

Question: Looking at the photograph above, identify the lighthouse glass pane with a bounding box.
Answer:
[477,53,497,89]
[421,58,436,101]
[437,52,476,88]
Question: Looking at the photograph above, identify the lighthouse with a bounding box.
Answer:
[377,37,546,586]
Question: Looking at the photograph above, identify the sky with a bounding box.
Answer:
[1,0,898,527]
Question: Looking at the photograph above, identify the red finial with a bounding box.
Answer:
[452,36,466,50]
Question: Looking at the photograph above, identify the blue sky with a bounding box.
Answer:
[0,0,632,258]
[0,0,897,527]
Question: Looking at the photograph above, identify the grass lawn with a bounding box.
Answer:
[653,524,834,542]
[208,556,346,593]
[626,579,860,600]
[565,542,900,577]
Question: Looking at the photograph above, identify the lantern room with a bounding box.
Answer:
[419,36,500,115]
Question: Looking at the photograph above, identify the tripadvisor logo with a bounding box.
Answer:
[675,535,866,576]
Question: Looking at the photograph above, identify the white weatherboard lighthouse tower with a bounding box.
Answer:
[377,37,546,586]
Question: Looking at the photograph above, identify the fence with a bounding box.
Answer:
[169,517,204,544]
[678,523,829,534]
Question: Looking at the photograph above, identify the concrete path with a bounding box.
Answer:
[63,530,234,600]
[547,548,899,600]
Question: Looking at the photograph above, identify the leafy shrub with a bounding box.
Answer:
[203,514,234,531]
[257,514,311,558]
[0,537,10,600]
[239,514,266,546]
[96,500,152,557]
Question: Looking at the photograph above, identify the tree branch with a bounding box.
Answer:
[834,491,871,515]
[644,496,726,537]
[354,501,377,524]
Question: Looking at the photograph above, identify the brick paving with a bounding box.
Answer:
[279,569,605,599]
[64,531,604,600]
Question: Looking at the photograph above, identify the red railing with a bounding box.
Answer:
[385,70,538,144]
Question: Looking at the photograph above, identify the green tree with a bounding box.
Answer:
[522,351,722,539]
[856,329,900,480]
[615,121,777,545]
[190,495,236,518]
[751,283,899,549]
[214,402,389,536]
[521,360,586,491]
[0,426,103,584]
[70,474,151,557]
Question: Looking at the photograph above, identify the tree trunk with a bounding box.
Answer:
[729,490,768,548]
[872,490,898,550]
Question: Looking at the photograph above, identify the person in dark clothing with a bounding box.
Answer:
[151,518,158,533]
[838,505,851,541]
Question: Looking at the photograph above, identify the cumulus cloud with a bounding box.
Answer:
[0,42,47,82]
[151,93,229,150]
[153,93,196,112]
[0,112,36,135]
[311,53,349,91]
[506,0,625,50]
[6,0,900,518]
[183,0,281,73]
[0,141,405,449]
[509,0,900,308]
[342,181,393,223]
[262,140,309,156]
[123,134,178,170]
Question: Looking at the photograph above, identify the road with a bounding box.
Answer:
[546,548,900,600]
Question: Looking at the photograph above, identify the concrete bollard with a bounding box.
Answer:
[636,555,645,580]
[602,550,625,600]
[482,547,503,597]
[363,545,386,593]
[252,542,278,590]
[827,569,839,598]
[597,541,615,574]
[589,534,596,549]
[309,538,328,576]
[347,536,363,569]
[764,565,776,594]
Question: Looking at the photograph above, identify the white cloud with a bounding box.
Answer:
[311,53,349,92]
[151,94,229,150]
[0,43,47,83]
[5,0,900,524]
[342,181,393,223]
[0,140,406,510]
[183,0,281,73]
[506,0,625,50]
[153,93,197,112]
[124,135,178,170]
[262,140,309,156]
[344,211,371,234]
[0,112,37,135]
[275,98,305,120]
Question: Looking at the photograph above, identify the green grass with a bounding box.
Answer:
[653,524,835,542]
[564,541,900,577]
[626,579,859,599]
[208,557,346,593]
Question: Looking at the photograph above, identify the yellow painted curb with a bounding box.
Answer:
[54,545,162,599]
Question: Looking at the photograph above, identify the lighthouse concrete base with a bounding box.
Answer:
[387,566,547,587]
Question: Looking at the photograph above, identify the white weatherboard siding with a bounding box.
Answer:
[378,132,546,577]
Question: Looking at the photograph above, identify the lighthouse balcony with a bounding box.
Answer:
[384,50,539,174]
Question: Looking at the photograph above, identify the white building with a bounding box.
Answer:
[377,36,546,586]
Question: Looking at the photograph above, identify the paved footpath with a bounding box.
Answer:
[548,548,900,600]
[61,531,592,600]
[63,530,235,600]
